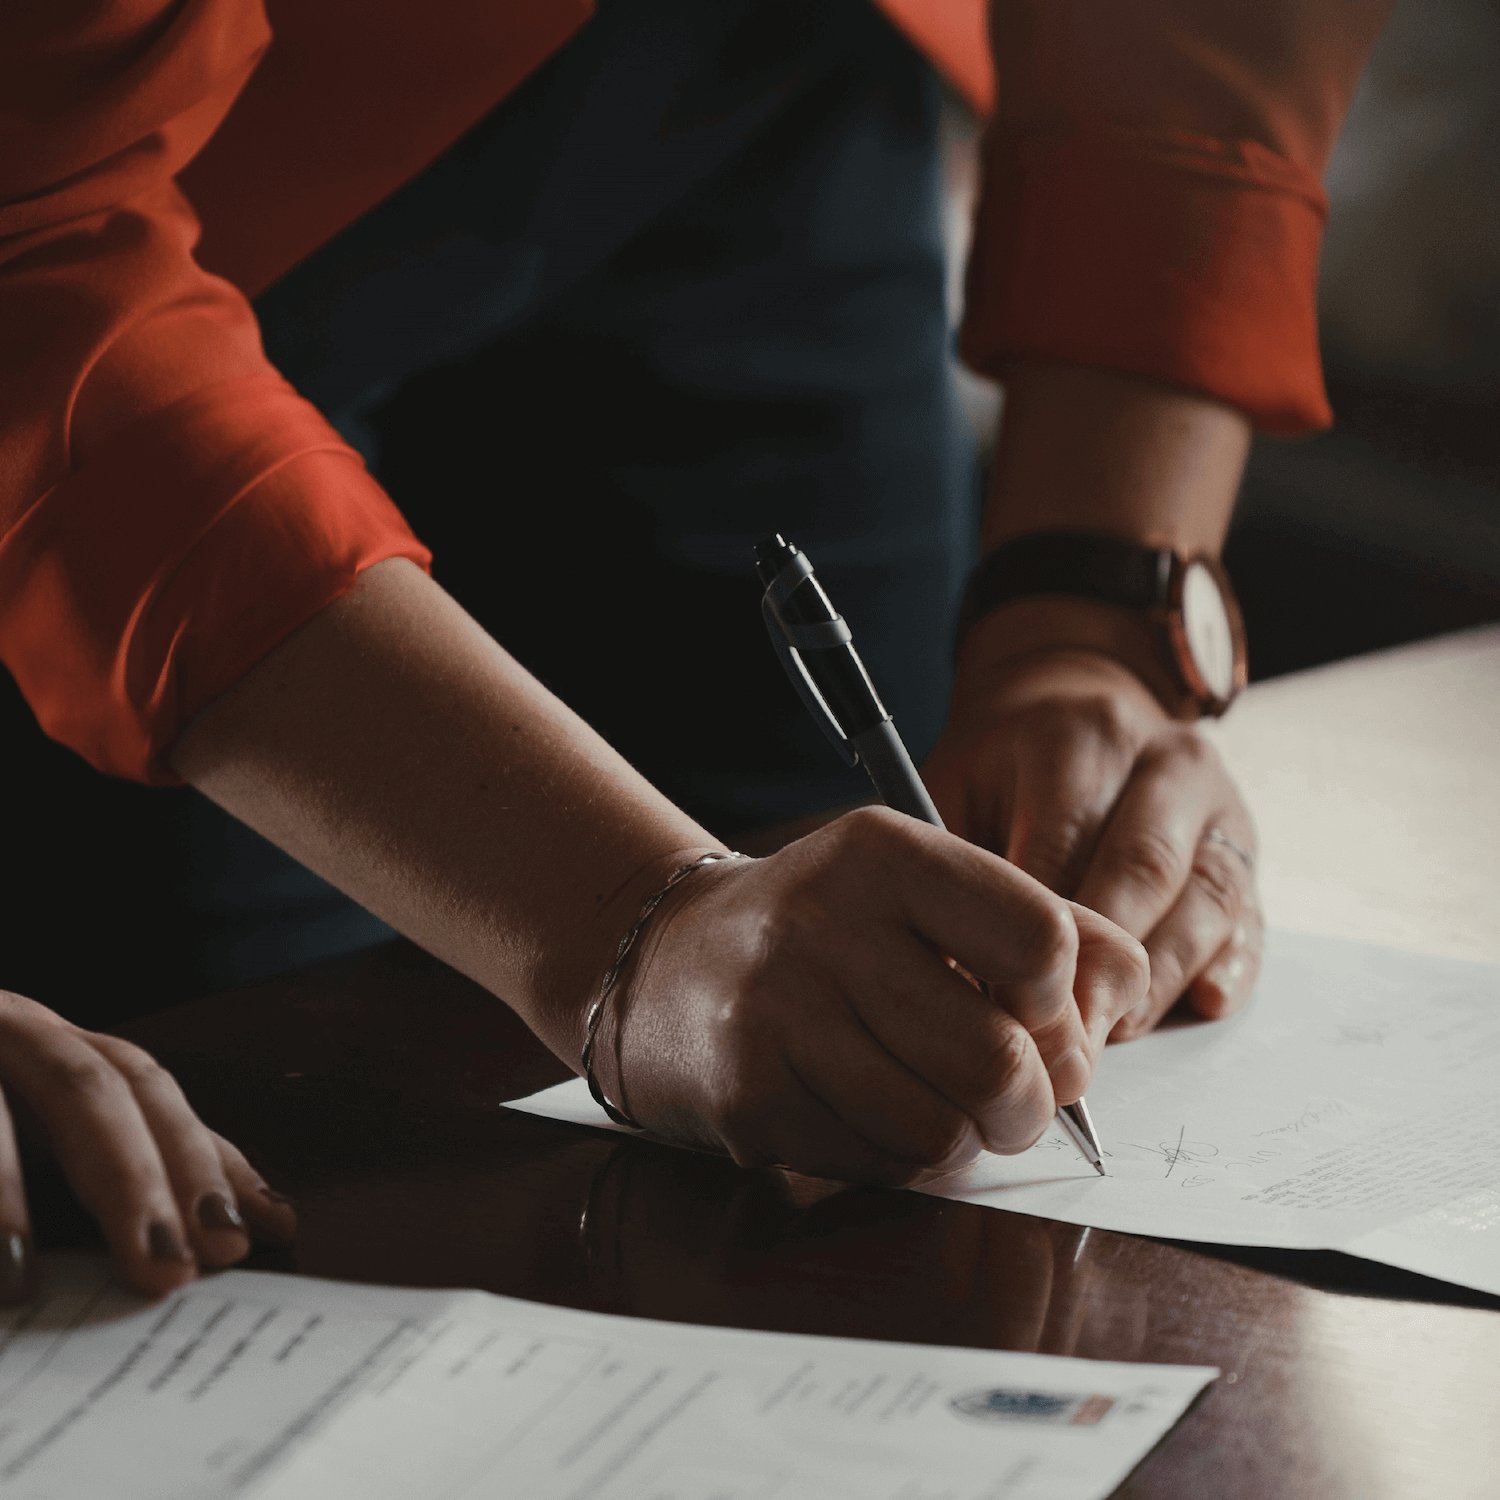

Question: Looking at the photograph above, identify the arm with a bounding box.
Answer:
[0,1,428,782]
[172,558,1150,1179]
[926,367,1257,1034]
[0,2,1143,1282]
[926,0,1393,1033]
[0,2,410,1295]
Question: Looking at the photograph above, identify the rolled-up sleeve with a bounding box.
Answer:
[0,1,429,784]
[963,0,1394,433]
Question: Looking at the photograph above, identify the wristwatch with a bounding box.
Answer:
[956,530,1248,717]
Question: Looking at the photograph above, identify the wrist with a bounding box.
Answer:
[955,596,1198,721]
[583,848,752,1132]
[566,843,731,1056]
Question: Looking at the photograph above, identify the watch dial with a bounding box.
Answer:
[1180,561,1236,700]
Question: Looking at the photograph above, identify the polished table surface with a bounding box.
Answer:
[72,628,1500,1499]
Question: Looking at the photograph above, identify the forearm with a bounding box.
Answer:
[170,558,721,1063]
[985,363,1249,553]
[927,365,1261,1024]
[171,557,1152,1176]
[961,363,1250,715]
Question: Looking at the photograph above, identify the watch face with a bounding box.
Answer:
[1180,561,1237,702]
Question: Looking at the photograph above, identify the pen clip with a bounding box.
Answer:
[761,556,860,768]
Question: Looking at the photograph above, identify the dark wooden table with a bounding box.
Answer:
[83,939,1498,1500]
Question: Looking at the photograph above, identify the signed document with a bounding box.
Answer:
[511,932,1500,1297]
[0,1256,1212,1500]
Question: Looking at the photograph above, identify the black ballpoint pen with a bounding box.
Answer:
[754,534,1106,1177]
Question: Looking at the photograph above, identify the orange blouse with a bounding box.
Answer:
[0,0,1390,783]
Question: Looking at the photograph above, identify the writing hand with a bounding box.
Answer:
[592,807,1148,1185]
[0,992,295,1301]
[923,646,1262,1040]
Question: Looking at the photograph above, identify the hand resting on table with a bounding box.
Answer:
[925,646,1263,1040]
[0,992,294,1300]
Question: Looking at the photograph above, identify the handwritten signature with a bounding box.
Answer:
[1253,1100,1350,1138]
[1123,1133,1285,1183]
[1124,1130,1220,1179]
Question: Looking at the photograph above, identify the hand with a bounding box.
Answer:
[0,992,296,1301]
[923,646,1262,1040]
[592,807,1149,1186]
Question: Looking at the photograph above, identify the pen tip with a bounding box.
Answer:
[1094,1161,1107,1177]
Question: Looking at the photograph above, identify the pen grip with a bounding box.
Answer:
[849,721,943,829]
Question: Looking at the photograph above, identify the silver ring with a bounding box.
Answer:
[1204,828,1255,873]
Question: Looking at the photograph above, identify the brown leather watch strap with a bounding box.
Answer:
[957,530,1177,646]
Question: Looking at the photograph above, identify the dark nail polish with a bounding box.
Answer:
[258,1186,293,1206]
[0,1233,31,1300]
[148,1222,191,1263]
[197,1194,245,1233]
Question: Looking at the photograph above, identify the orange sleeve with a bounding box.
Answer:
[871,0,994,118]
[962,0,1395,433]
[0,1,430,784]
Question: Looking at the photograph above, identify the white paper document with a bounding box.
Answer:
[0,1256,1212,1500]
[509,931,1500,1297]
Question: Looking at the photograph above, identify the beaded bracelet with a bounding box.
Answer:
[580,851,747,1128]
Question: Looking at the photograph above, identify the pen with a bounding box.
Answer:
[754,534,1106,1177]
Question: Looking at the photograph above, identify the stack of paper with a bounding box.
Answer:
[0,1257,1211,1500]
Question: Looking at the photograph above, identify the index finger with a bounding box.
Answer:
[854,808,1086,1060]
[1074,742,1229,941]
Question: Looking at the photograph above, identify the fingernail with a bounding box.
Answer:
[0,1233,32,1301]
[1219,947,1252,988]
[197,1194,246,1233]
[149,1222,192,1263]
[258,1186,293,1206]
[1048,1047,1090,1103]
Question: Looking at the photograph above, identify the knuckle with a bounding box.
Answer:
[0,992,67,1043]
[835,803,905,850]
[1017,818,1093,893]
[37,1050,115,1100]
[1110,827,1185,901]
[1072,690,1137,749]
[814,806,913,888]
[968,1020,1035,1102]
[1017,688,1133,751]
[1017,894,1077,975]
[95,1039,169,1091]
[1192,848,1246,920]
